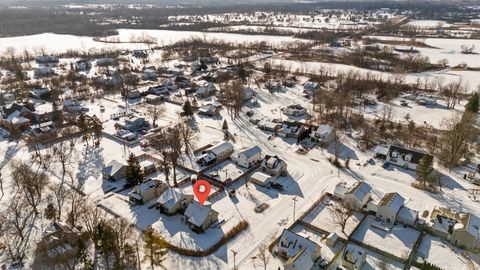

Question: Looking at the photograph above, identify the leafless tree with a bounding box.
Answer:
[146,104,165,128]
[11,160,49,214]
[439,112,476,169]
[331,201,353,234]
[256,243,271,270]
[178,122,196,155]
[0,195,35,264]
[51,138,77,181]
[222,80,245,119]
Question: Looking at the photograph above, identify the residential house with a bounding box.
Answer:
[63,99,86,113]
[249,171,274,187]
[115,116,149,132]
[29,121,56,139]
[156,188,194,215]
[140,160,157,175]
[303,81,319,95]
[334,182,372,211]
[1,110,30,130]
[196,83,216,98]
[96,57,116,66]
[35,67,55,77]
[175,75,190,88]
[127,89,141,99]
[386,145,432,170]
[35,222,84,268]
[75,60,92,71]
[273,229,322,270]
[451,213,480,250]
[233,146,262,169]
[376,192,405,224]
[278,123,303,138]
[103,160,126,181]
[3,101,62,125]
[145,94,163,105]
[143,68,158,81]
[261,155,288,176]
[198,103,222,117]
[310,125,336,145]
[282,104,307,117]
[257,120,281,133]
[148,85,170,96]
[342,244,367,270]
[35,55,59,64]
[29,87,50,99]
[184,201,219,233]
[133,49,148,58]
[197,141,234,166]
[129,178,167,204]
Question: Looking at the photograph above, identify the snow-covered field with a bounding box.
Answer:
[406,20,451,29]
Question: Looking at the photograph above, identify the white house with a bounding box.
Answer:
[278,123,303,138]
[274,229,321,270]
[261,155,288,176]
[451,213,480,250]
[344,182,372,211]
[282,104,307,117]
[310,125,335,145]
[128,178,167,204]
[342,244,367,270]
[184,201,219,233]
[233,146,262,168]
[386,145,432,170]
[249,171,274,187]
[197,142,234,166]
[156,188,194,215]
[376,192,405,224]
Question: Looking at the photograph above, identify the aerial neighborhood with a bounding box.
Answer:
[1,1,480,270]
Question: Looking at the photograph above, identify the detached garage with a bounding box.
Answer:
[250,172,274,187]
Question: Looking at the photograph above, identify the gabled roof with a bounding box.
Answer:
[457,213,480,238]
[277,228,319,259]
[156,188,184,208]
[208,142,233,157]
[388,145,431,164]
[346,182,372,201]
[239,146,262,159]
[316,125,334,136]
[103,160,124,176]
[184,201,217,227]
[285,247,314,270]
[378,192,405,214]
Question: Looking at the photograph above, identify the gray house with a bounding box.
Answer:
[103,160,126,181]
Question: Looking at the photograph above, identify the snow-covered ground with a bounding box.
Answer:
[352,216,421,259]
[417,235,480,270]
[406,20,451,29]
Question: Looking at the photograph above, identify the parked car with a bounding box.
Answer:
[269,182,284,191]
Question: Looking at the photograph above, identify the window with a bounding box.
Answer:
[391,151,398,158]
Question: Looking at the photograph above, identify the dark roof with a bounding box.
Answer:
[388,145,432,164]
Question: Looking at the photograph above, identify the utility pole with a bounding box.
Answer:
[231,250,238,270]
[292,196,297,221]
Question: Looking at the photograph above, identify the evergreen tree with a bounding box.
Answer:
[44,203,56,220]
[222,119,229,131]
[143,226,168,269]
[416,155,435,187]
[465,93,479,113]
[125,153,143,186]
[182,100,194,117]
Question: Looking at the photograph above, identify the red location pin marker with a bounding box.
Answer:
[193,179,211,205]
